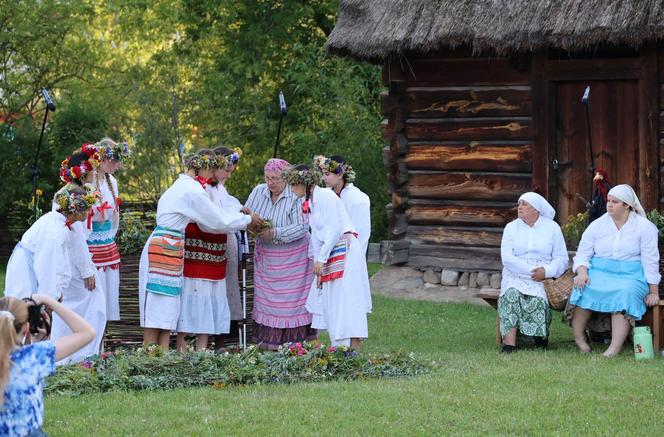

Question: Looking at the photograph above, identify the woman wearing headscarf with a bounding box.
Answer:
[498,192,569,353]
[244,158,316,349]
[568,184,660,357]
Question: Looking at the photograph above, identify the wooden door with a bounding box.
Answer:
[552,80,639,221]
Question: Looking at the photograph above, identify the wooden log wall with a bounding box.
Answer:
[382,54,531,271]
[658,49,664,211]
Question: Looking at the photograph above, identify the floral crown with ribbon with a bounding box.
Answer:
[281,165,324,188]
[312,155,356,183]
[185,152,218,170]
[96,139,131,162]
[54,183,101,215]
[59,144,101,183]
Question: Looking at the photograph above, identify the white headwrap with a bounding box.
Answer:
[518,192,556,220]
[608,184,646,217]
[0,310,14,321]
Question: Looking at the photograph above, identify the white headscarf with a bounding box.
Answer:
[518,192,556,220]
[608,184,646,217]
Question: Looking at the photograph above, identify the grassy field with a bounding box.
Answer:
[44,296,664,435]
[3,264,664,435]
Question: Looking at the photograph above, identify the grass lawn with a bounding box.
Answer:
[45,296,664,435]
[3,264,664,435]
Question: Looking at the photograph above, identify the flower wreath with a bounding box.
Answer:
[220,147,242,170]
[96,139,131,162]
[312,155,356,183]
[185,152,218,170]
[54,183,101,215]
[281,165,323,188]
[59,144,101,183]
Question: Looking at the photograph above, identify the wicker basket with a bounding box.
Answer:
[543,269,574,311]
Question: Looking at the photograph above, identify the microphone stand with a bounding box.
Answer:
[272,91,287,158]
[31,88,56,220]
[239,230,248,350]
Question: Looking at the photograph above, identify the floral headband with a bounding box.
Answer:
[54,183,101,215]
[185,152,217,170]
[312,155,356,183]
[96,139,131,162]
[281,165,323,188]
[59,144,101,183]
[219,147,242,170]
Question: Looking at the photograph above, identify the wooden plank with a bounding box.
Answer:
[401,87,532,118]
[383,58,531,86]
[544,58,640,80]
[408,256,503,271]
[406,204,516,226]
[660,84,664,109]
[408,244,503,270]
[405,117,532,141]
[405,142,532,172]
[640,44,660,211]
[406,225,503,246]
[407,171,531,200]
[531,50,551,199]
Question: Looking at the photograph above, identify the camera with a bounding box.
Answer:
[22,297,51,337]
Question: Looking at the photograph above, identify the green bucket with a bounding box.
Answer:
[633,326,655,360]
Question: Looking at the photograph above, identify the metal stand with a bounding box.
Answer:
[239,230,248,350]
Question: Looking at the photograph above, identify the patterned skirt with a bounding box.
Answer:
[87,220,121,270]
[145,226,185,296]
[498,288,552,338]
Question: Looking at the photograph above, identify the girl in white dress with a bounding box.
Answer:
[88,137,130,321]
[284,164,370,350]
[50,146,107,364]
[139,149,260,349]
[177,148,250,351]
[4,185,98,301]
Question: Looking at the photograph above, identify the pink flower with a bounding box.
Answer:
[327,346,337,353]
[80,360,92,369]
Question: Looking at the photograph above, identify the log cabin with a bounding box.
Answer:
[327,0,664,272]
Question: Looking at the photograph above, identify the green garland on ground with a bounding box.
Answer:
[46,342,429,396]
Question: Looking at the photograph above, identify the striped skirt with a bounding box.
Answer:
[145,226,185,297]
[87,220,121,269]
[252,236,313,328]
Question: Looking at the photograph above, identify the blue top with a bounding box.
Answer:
[0,342,56,437]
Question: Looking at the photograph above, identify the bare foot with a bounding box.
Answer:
[602,347,621,357]
[574,336,592,353]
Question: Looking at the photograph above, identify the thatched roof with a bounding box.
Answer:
[326,0,664,61]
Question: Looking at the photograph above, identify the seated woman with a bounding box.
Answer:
[568,184,661,357]
[499,192,569,353]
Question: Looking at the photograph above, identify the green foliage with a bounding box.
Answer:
[46,342,428,396]
[0,0,388,240]
[116,211,156,255]
[647,209,664,243]
[561,211,589,249]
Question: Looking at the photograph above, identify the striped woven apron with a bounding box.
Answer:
[145,226,186,296]
[183,223,227,280]
[87,220,121,270]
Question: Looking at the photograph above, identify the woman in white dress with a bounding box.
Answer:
[49,146,107,364]
[498,192,568,353]
[177,148,250,351]
[284,164,370,350]
[4,185,98,301]
[88,137,130,321]
[139,149,261,349]
[568,184,661,357]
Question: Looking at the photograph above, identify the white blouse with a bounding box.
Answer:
[339,183,371,256]
[309,186,354,264]
[573,212,661,285]
[4,211,72,299]
[500,217,569,299]
[155,174,250,233]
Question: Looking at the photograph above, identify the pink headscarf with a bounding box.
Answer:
[264,158,290,173]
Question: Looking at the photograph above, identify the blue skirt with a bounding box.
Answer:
[569,257,648,320]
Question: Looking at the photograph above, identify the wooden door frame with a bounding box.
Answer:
[531,46,659,214]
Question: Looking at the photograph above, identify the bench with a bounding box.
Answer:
[475,289,664,351]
